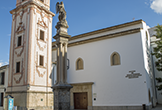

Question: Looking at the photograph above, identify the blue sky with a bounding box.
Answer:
[0,0,162,67]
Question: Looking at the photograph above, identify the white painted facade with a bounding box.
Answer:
[6,0,55,109]
[8,0,54,92]
[52,20,157,109]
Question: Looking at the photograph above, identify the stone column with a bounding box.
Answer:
[52,2,72,110]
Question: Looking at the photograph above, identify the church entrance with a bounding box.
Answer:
[74,92,88,109]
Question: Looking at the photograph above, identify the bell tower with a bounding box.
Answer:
[7,0,55,109]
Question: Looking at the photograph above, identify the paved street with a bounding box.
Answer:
[152,105,162,110]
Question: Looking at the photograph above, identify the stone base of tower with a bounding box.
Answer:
[6,89,53,110]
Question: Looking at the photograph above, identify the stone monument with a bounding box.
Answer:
[52,2,72,110]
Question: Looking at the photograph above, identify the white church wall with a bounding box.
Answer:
[140,23,153,105]
[140,21,159,107]
[66,31,149,106]
[69,23,142,44]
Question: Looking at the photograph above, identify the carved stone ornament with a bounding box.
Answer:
[56,2,68,30]
[15,45,24,57]
[37,41,46,51]
[37,19,47,28]
[125,70,142,79]
[36,67,46,78]
[14,61,24,84]
[20,10,24,21]
[16,22,25,34]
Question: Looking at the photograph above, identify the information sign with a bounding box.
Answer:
[8,98,14,110]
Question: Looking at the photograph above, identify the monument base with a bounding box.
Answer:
[52,84,73,110]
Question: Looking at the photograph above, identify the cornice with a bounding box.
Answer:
[52,28,142,49]
[10,1,55,17]
[70,20,143,41]
[68,28,141,47]
[6,90,53,94]
[0,65,9,70]
[70,82,94,86]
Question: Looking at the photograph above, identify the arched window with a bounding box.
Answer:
[111,52,120,66]
[76,58,84,70]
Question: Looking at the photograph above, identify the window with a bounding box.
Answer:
[76,58,83,70]
[16,62,20,73]
[148,90,151,102]
[17,36,22,47]
[40,30,44,41]
[0,72,4,85]
[22,0,25,2]
[146,31,148,41]
[111,52,120,66]
[40,55,44,66]
[0,93,3,106]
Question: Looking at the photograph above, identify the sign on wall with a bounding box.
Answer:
[8,98,14,110]
[125,70,142,79]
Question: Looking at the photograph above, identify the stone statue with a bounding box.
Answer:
[56,2,68,27]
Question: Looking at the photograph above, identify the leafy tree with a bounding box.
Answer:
[152,24,162,91]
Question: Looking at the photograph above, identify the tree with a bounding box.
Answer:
[152,24,162,91]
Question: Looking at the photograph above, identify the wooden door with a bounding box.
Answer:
[74,92,88,109]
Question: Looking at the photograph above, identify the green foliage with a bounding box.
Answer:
[153,24,162,91]
[152,24,162,71]
[156,85,162,91]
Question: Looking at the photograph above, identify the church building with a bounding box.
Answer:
[6,0,54,109]
[52,19,157,110]
[1,0,161,110]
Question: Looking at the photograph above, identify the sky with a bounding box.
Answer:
[0,0,162,67]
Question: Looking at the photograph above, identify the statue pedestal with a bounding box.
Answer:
[52,84,73,110]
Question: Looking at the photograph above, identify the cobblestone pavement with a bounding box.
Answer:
[152,105,162,110]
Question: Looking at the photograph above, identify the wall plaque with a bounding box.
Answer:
[126,70,142,79]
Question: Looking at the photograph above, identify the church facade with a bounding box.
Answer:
[1,0,161,110]
[52,20,158,110]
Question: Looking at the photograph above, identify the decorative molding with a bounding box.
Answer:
[37,11,48,29]
[15,45,24,57]
[52,28,141,49]
[37,19,47,28]
[68,28,141,47]
[70,82,94,86]
[125,70,142,79]
[37,41,46,51]
[12,14,16,21]
[14,68,24,84]
[27,7,30,14]
[20,10,24,21]
[70,20,143,41]
[10,1,55,16]
[36,67,46,78]
[16,22,25,34]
